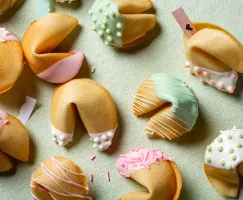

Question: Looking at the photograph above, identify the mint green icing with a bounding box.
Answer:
[37,0,52,18]
[152,73,199,131]
[89,0,123,47]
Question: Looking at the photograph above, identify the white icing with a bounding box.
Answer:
[89,125,117,151]
[51,124,74,147]
[205,127,243,170]
[185,61,238,93]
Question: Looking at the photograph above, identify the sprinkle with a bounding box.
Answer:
[92,18,97,23]
[217,137,223,142]
[200,79,204,84]
[227,135,232,140]
[90,173,93,182]
[90,155,96,160]
[117,32,122,37]
[4,120,8,124]
[228,87,235,94]
[232,73,238,79]
[107,171,110,181]
[105,41,110,46]
[106,29,111,34]
[206,156,211,162]
[207,146,212,152]
[232,155,237,161]
[98,31,104,37]
[209,80,215,85]
[107,36,113,42]
[103,20,107,25]
[226,164,232,170]
[194,67,200,73]
[237,133,243,138]
[203,71,209,77]
[91,26,96,31]
[184,64,189,68]
[99,7,103,12]
[111,12,116,17]
[228,148,234,154]
[101,24,106,30]
[116,23,122,28]
[88,10,92,15]
[218,83,224,89]
[236,142,242,148]
[101,134,108,141]
[218,146,223,152]
[220,160,225,166]
[105,13,109,18]
[106,2,111,7]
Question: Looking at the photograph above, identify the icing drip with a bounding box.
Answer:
[116,148,173,177]
[185,61,238,94]
[31,156,92,200]
[151,74,199,131]
[0,0,15,15]
[205,127,243,170]
[0,110,8,132]
[51,123,74,147]
[0,27,19,42]
[89,124,117,151]
[90,0,124,46]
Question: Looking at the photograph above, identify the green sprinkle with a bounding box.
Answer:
[232,155,237,161]
[207,146,212,152]
[228,148,234,154]
[236,142,242,148]
[218,146,223,152]
[217,137,223,142]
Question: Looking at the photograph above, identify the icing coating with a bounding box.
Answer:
[205,127,243,170]
[0,27,19,42]
[31,156,92,200]
[89,124,117,151]
[152,73,199,131]
[37,52,84,83]
[0,110,8,131]
[51,124,74,147]
[185,61,238,93]
[90,0,123,46]
[116,148,173,177]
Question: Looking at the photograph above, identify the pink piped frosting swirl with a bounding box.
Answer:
[0,110,8,131]
[116,148,173,177]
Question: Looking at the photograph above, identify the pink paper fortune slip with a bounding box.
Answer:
[172,7,197,39]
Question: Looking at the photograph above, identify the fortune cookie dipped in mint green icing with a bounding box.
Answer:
[89,0,156,48]
[133,73,199,140]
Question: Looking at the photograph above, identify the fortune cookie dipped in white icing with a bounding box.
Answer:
[30,156,92,200]
[0,0,21,15]
[116,148,182,200]
[133,73,199,140]
[0,27,24,94]
[0,110,29,172]
[22,13,85,84]
[204,126,243,197]
[89,0,156,48]
[184,22,243,94]
[51,79,118,151]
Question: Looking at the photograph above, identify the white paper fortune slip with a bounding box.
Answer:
[18,96,37,125]
[172,7,197,39]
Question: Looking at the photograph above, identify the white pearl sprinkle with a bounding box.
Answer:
[217,137,223,142]
[206,156,211,162]
[94,137,100,144]
[117,32,122,37]
[105,13,109,18]
[106,141,111,146]
[106,29,111,34]
[98,31,104,37]
[91,26,96,31]
[220,160,225,166]
[99,144,105,151]
[207,146,212,152]
[227,135,232,139]
[106,2,110,7]
[228,148,234,154]
[107,131,114,137]
[232,155,237,161]
[101,24,106,30]
[237,133,243,138]
[92,18,97,23]
[101,135,108,141]
[226,164,232,170]
[99,7,103,12]
[103,20,107,25]
[111,12,116,17]
[116,23,122,28]
[107,36,112,42]
[236,142,242,148]
[60,135,65,141]
[59,142,64,147]
[93,144,98,148]
[88,10,92,15]
[105,41,110,46]
[52,137,56,141]
[218,146,223,152]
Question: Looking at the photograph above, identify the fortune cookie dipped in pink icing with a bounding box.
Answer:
[51,79,118,151]
[184,22,243,94]
[30,156,92,200]
[89,0,156,48]
[22,13,85,84]
[0,27,24,94]
[116,148,182,200]
[0,110,29,172]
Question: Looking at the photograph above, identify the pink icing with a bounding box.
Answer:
[116,148,173,178]
[0,110,8,131]
[31,156,92,200]
[37,51,85,83]
[0,27,19,42]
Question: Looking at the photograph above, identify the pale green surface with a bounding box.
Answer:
[0,0,243,200]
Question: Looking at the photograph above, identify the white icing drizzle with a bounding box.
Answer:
[89,124,117,151]
[205,127,243,170]
[185,61,238,93]
[51,124,74,147]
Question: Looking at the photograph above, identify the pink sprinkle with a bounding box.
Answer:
[194,67,200,73]
[200,79,204,84]
[218,83,224,89]
[184,64,189,68]
[4,120,8,124]
[228,87,235,94]
[232,73,238,79]
[107,171,110,181]
[90,173,93,183]
[209,80,215,85]
[90,155,96,161]
[203,71,209,77]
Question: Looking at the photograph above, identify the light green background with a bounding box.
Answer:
[0,0,243,199]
